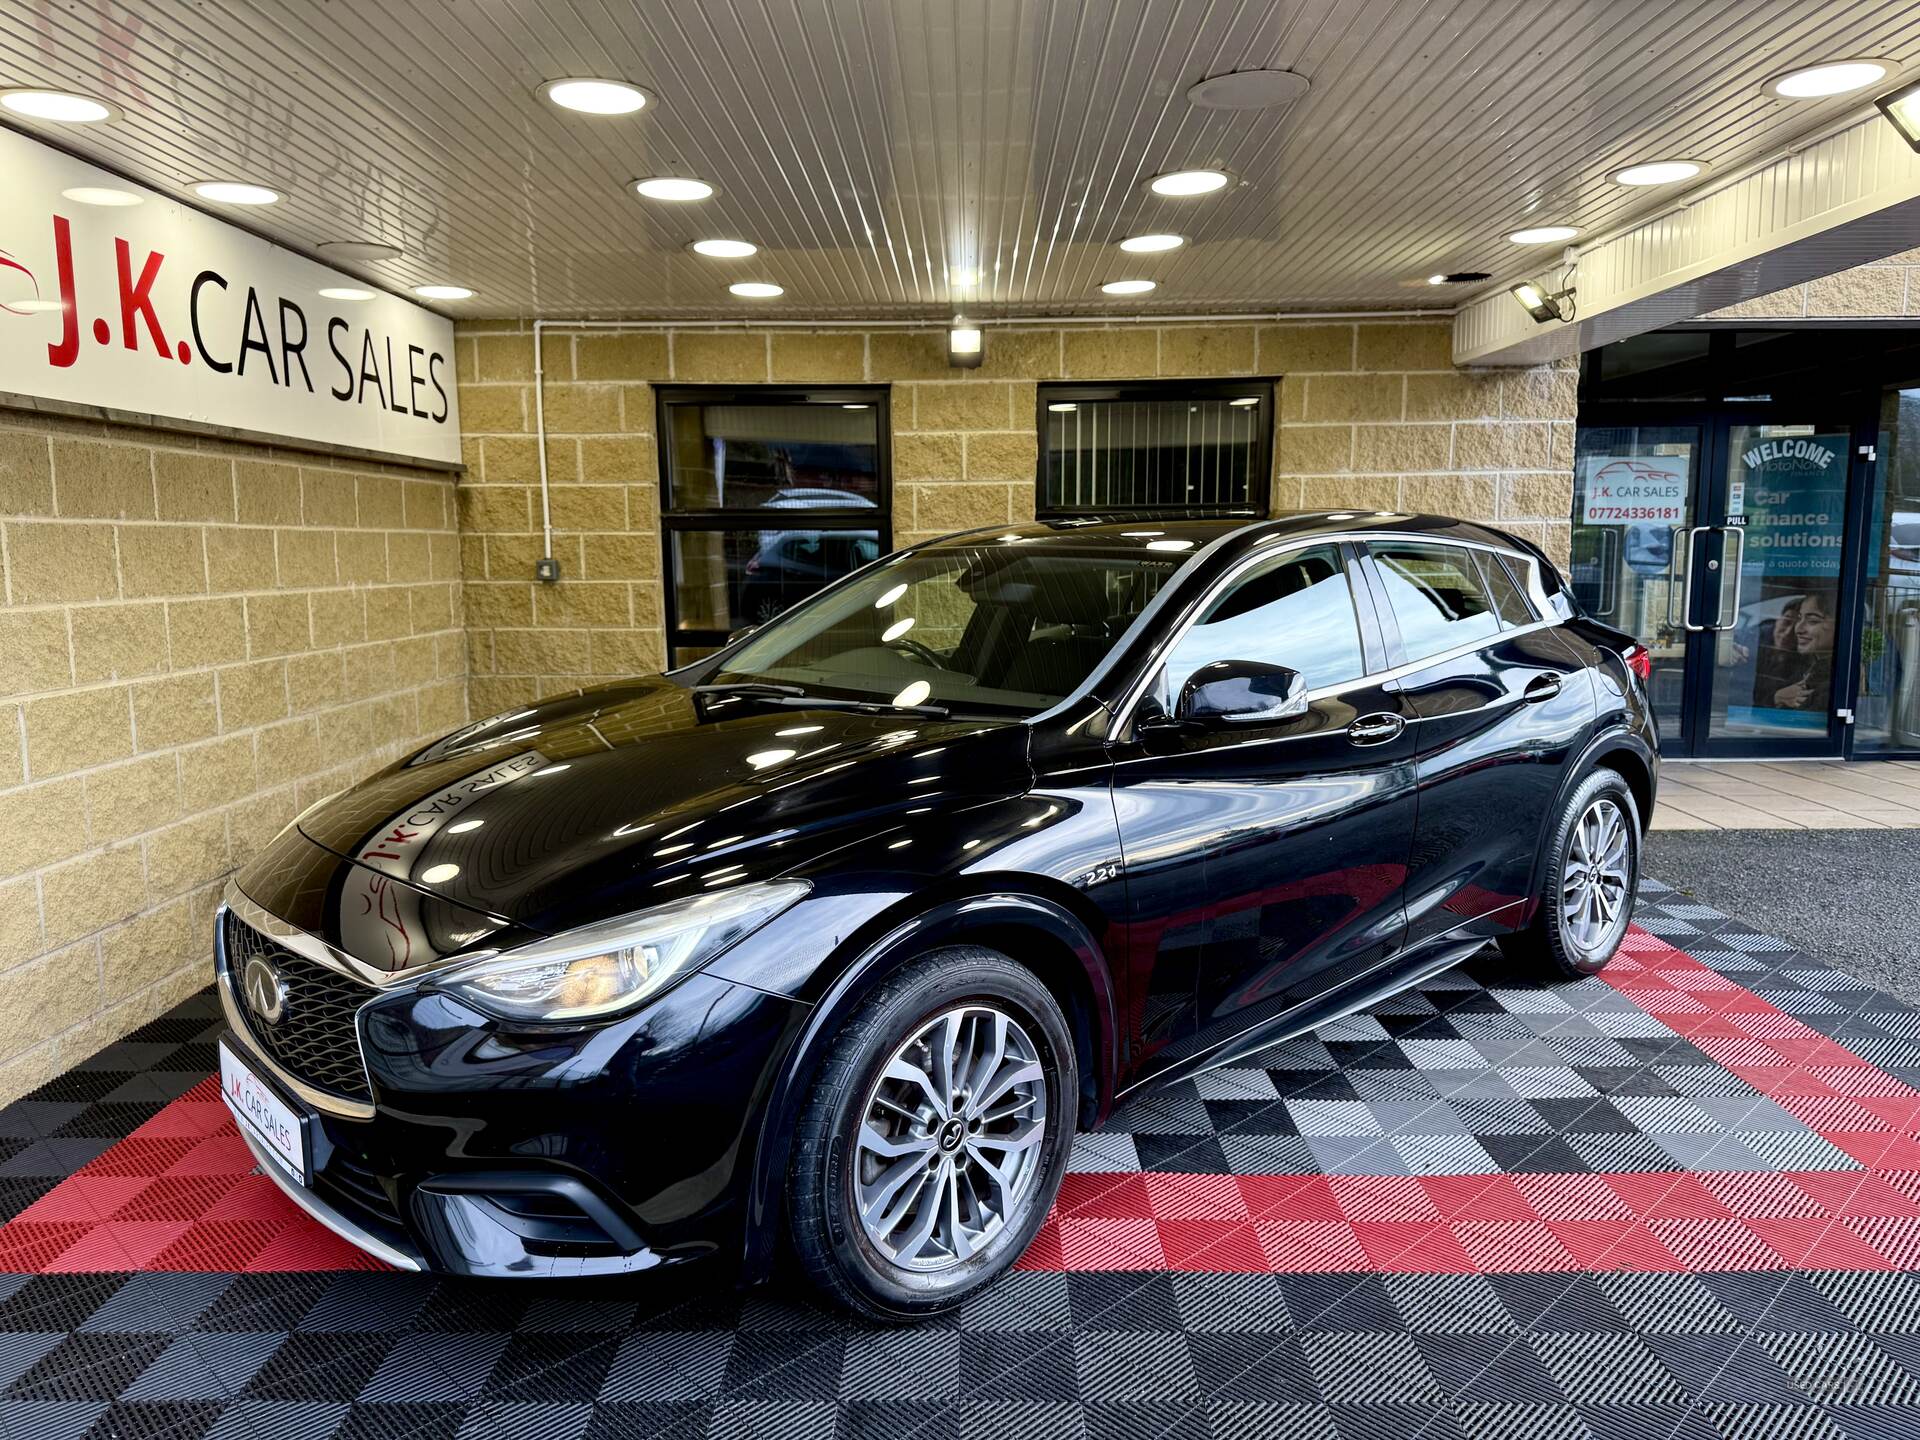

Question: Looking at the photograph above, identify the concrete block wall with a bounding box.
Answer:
[1708,248,1920,319]
[0,410,467,1102]
[453,319,1577,715]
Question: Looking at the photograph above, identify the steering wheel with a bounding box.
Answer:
[885,637,948,669]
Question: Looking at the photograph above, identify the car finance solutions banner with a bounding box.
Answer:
[1732,430,1849,579]
[0,125,459,466]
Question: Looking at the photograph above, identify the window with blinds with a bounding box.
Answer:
[1038,381,1273,518]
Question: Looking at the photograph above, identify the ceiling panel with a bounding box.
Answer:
[0,0,1913,319]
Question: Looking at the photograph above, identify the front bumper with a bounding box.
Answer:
[216,891,808,1279]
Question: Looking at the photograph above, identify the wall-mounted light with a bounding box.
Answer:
[1877,77,1920,152]
[948,322,983,368]
[1511,280,1575,324]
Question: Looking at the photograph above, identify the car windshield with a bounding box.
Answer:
[707,539,1197,716]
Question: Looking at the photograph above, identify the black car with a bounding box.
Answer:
[216,511,1657,1319]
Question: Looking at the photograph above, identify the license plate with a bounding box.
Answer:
[219,1040,312,1185]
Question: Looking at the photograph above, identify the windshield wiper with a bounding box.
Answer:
[692,682,808,699]
[693,682,949,719]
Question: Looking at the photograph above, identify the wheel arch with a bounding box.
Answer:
[737,885,1119,1282]
[1516,726,1658,925]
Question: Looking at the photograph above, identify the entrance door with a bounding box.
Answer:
[1571,414,1865,757]
[1691,421,1855,756]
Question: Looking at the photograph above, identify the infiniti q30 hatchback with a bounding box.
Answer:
[216,511,1657,1319]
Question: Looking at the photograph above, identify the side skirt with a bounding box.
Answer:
[1115,935,1492,1101]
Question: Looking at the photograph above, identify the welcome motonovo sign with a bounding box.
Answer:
[0,125,460,467]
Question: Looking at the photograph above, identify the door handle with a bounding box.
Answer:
[1679,525,1711,631]
[1348,712,1405,746]
[1712,524,1745,631]
[1524,674,1562,703]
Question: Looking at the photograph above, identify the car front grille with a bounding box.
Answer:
[223,909,374,1103]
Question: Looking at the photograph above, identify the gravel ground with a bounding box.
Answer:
[1645,828,1920,1006]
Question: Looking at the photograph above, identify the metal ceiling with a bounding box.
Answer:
[1,0,1914,320]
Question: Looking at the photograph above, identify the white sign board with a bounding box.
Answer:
[0,125,459,466]
[1579,454,1689,525]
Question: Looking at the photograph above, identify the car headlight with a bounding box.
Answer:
[428,880,810,1022]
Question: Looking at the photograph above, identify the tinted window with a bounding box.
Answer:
[1156,543,1365,706]
[1475,551,1537,627]
[1371,541,1503,661]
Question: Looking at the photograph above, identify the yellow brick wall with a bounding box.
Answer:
[0,409,467,1103]
[1708,248,1920,319]
[454,319,1576,714]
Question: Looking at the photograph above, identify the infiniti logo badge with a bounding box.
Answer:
[242,956,288,1026]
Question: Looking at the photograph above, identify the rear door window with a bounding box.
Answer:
[1369,540,1503,662]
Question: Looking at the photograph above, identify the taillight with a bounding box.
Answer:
[1623,643,1652,683]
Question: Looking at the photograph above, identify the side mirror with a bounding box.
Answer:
[1175,659,1309,726]
[726,623,760,645]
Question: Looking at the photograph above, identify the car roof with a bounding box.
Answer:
[916,510,1528,554]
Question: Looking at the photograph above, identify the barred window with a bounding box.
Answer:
[1038,381,1273,518]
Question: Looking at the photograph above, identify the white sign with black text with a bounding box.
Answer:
[0,124,459,466]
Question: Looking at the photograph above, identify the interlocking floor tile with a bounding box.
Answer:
[0,887,1915,1435]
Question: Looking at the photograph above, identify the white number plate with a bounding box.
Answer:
[219,1040,311,1184]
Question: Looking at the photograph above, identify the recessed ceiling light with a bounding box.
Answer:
[1,89,116,123]
[1147,538,1194,551]
[635,176,714,201]
[413,284,474,300]
[1770,60,1887,98]
[690,238,756,258]
[1610,160,1703,186]
[1507,225,1579,244]
[194,181,279,205]
[1047,402,1078,413]
[1120,233,1185,253]
[538,77,649,115]
[419,863,461,884]
[1148,168,1231,197]
[319,240,403,263]
[61,186,141,207]
[1101,278,1156,295]
[729,281,782,298]
[8,299,67,313]
[319,287,374,301]
[1229,396,1261,407]
[1186,69,1311,110]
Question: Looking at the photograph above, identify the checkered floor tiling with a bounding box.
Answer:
[1,879,1918,1438]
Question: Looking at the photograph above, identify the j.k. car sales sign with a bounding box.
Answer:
[0,126,459,466]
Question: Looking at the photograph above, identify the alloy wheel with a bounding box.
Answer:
[853,1004,1048,1272]
[1561,795,1631,953]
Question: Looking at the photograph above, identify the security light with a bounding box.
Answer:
[1511,281,1574,324]
[948,323,984,368]
[1878,78,1920,152]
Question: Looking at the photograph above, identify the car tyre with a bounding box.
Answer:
[1498,767,1641,980]
[786,946,1077,1321]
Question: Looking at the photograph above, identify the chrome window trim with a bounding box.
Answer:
[1110,531,1554,739]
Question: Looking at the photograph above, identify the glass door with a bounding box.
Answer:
[1569,424,1701,751]
[1572,411,1869,758]
[1850,388,1920,756]
[1693,420,1856,757]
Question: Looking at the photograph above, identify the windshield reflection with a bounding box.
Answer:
[710,539,1194,717]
